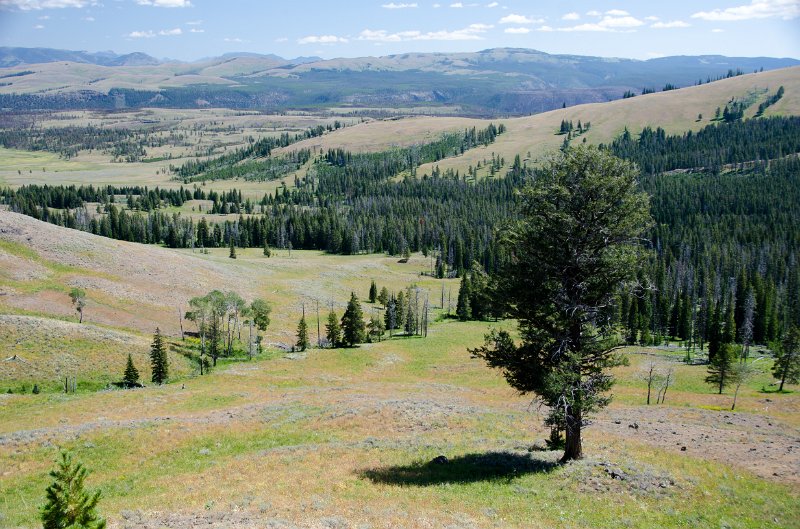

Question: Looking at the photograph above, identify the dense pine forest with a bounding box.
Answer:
[2,116,799,349]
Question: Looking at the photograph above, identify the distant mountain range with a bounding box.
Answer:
[0,47,797,115]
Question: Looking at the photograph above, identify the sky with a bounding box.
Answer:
[0,0,798,62]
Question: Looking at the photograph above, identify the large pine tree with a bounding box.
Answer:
[296,315,309,351]
[149,327,168,385]
[471,146,651,462]
[325,310,342,348]
[341,292,366,347]
[122,354,139,388]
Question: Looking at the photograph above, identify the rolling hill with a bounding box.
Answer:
[0,47,797,115]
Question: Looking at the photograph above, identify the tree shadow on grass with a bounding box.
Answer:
[361,451,558,487]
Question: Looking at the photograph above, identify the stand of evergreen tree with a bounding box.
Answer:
[149,328,169,384]
[341,293,366,347]
[122,354,140,388]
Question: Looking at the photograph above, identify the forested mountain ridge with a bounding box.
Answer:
[0,47,797,115]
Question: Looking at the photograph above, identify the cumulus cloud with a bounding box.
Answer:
[562,11,580,20]
[450,1,462,6]
[499,13,536,23]
[0,0,95,9]
[298,34,349,44]
[605,9,629,16]
[357,23,491,41]
[136,0,192,7]
[159,27,182,35]
[651,20,690,28]
[486,1,498,6]
[544,13,644,32]
[185,20,202,25]
[504,26,530,33]
[33,23,44,28]
[189,28,204,33]
[692,0,799,21]
[586,10,602,16]
[224,37,244,43]
[382,2,417,8]
[128,30,156,38]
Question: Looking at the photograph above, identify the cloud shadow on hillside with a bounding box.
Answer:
[360,451,558,487]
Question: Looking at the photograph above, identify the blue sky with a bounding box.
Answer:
[0,0,798,61]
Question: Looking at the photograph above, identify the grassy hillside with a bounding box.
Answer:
[283,66,800,177]
[0,316,797,528]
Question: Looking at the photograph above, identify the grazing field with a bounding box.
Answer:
[0,212,798,529]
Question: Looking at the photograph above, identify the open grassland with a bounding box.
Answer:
[0,210,459,384]
[0,320,798,528]
[0,108,360,199]
[3,67,799,205]
[0,212,798,529]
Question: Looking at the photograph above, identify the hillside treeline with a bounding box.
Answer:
[2,116,799,342]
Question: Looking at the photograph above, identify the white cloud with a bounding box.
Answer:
[651,20,690,28]
[298,34,349,44]
[357,23,491,41]
[0,0,94,9]
[33,23,44,28]
[486,1,498,6]
[159,27,182,35]
[189,28,203,33]
[136,0,192,7]
[82,15,94,21]
[644,15,659,21]
[450,1,462,6]
[432,2,441,6]
[499,13,534,23]
[692,0,799,21]
[562,11,579,20]
[548,14,644,32]
[224,37,243,43]
[128,30,156,38]
[536,25,554,31]
[185,20,202,25]
[605,9,629,16]
[586,10,601,16]
[382,2,417,8]
[504,26,530,33]
[712,28,725,32]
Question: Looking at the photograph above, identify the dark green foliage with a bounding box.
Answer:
[368,315,385,342]
[250,298,272,331]
[456,275,472,321]
[122,354,139,388]
[341,292,366,347]
[32,384,40,394]
[296,316,309,351]
[228,238,237,259]
[149,327,168,384]
[772,326,800,391]
[368,280,377,303]
[471,146,651,462]
[325,311,342,348]
[40,451,106,529]
[706,342,738,394]
[377,286,389,307]
[755,86,784,117]
[606,117,800,175]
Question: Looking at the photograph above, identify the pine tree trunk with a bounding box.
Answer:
[561,408,583,462]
